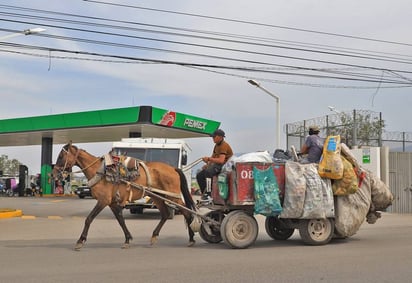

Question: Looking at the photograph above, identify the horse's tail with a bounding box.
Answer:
[175,168,196,211]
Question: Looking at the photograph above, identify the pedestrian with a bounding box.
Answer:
[196,129,233,200]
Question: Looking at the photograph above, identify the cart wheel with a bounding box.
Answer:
[299,218,334,245]
[265,216,294,240]
[220,210,258,249]
[199,211,224,244]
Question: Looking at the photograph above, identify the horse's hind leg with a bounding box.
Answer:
[181,210,196,247]
[150,202,169,246]
[109,203,133,249]
[75,201,106,251]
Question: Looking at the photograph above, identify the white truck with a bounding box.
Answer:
[111,138,193,218]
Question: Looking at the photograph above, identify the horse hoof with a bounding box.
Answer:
[121,243,130,249]
[187,240,196,247]
[74,243,83,251]
[150,236,158,246]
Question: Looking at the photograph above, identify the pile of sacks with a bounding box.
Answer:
[334,143,393,237]
[280,136,393,237]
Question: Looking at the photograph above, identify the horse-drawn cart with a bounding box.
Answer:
[196,161,335,249]
[53,142,392,250]
[195,143,394,249]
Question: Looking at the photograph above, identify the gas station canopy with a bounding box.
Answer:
[0,105,221,146]
[0,105,221,195]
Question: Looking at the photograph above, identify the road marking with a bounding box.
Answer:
[48,216,62,220]
[21,215,36,219]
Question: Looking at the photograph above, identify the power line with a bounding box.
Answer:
[2,17,412,79]
[2,5,412,66]
[2,15,412,69]
[1,42,410,86]
[84,0,412,47]
[1,3,411,88]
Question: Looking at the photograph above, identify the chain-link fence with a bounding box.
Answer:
[286,109,412,152]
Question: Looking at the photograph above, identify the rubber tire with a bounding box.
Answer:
[167,206,175,219]
[265,216,295,240]
[130,207,144,214]
[220,210,258,249]
[299,218,334,246]
[199,211,224,244]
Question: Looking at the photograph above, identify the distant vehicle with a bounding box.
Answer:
[75,185,92,199]
[0,177,19,197]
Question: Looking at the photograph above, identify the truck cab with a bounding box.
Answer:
[111,138,192,217]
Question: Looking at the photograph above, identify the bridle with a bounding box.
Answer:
[55,145,101,179]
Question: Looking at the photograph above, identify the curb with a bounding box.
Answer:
[0,209,23,219]
[0,194,76,219]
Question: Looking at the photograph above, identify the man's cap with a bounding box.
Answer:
[309,125,320,131]
[212,129,225,137]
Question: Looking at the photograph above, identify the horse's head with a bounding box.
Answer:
[52,142,79,180]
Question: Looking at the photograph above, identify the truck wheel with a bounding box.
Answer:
[299,218,334,245]
[220,210,258,249]
[265,216,294,240]
[130,207,144,214]
[167,207,175,219]
[199,211,224,244]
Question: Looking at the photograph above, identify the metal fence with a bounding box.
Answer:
[388,152,412,214]
[286,109,412,152]
[382,131,412,152]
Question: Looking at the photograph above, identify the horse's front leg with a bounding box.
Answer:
[109,203,133,249]
[75,201,106,251]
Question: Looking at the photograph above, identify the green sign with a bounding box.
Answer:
[362,155,370,164]
[362,148,371,164]
[151,107,220,135]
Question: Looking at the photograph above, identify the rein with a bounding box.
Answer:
[59,147,101,175]
[72,156,102,174]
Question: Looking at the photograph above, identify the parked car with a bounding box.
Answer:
[74,185,92,199]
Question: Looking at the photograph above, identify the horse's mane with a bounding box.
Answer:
[64,143,78,151]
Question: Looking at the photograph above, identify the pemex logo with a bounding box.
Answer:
[159,111,176,127]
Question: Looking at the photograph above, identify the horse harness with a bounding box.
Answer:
[59,147,181,206]
[88,153,181,205]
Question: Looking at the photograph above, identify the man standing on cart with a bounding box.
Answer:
[300,125,323,163]
[196,129,233,201]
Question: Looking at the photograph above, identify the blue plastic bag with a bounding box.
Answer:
[253,166,282,216]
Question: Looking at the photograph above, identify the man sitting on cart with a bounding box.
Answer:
[196,129,233,201]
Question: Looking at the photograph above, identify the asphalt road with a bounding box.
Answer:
[0,196,411,283]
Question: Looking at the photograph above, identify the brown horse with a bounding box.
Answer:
[52,142,197,250]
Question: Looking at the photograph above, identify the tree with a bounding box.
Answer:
[0,154,21,176]
[327,110,385,148]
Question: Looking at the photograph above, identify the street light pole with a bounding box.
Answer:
[248,79,281,150]
[0,28,46,41]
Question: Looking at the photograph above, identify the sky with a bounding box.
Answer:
[1,0,412,175]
